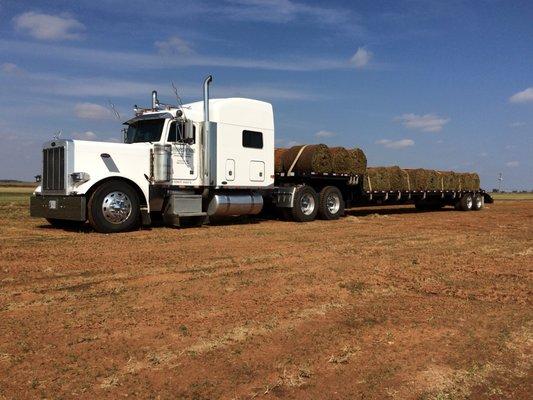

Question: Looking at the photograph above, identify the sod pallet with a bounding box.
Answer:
[363,167,391,191]
[350,148,367,175]
[274,148,286,173]
[364,167,480,192]
[329,147,352,174]
[281,144,333,174]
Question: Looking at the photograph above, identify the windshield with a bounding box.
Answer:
[125,119,165,143]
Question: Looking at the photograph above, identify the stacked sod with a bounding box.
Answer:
[364,167,480,192]
[275,145,368,175]
[274,148,286,173]
[329,147,352,174]
[273,144,479,192]
[281,144,333,174]
[349,148,368,175]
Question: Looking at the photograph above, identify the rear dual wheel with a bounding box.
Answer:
[455,193,479,211]
[472,194,484,211]
[284,185,344,222]
[288,186,319,222]
[318,186,344,220]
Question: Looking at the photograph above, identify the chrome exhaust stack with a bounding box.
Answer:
[202,75,213,186]
[203,75,212,123]
[151,90,159,110]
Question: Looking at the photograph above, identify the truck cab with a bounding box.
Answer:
[31,76,274,232]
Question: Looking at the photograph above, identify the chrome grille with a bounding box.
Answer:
[42,147,65,191]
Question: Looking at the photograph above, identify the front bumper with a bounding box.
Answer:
[30,195,86,221]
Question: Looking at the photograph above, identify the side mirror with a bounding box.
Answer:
[183,121,195,144]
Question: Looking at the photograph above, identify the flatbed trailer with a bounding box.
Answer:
[271,172,493,222]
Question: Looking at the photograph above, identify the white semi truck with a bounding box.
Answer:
[30,76,491,233]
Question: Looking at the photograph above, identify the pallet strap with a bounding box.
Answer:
[402,170,411,191]
[287,144,309,175]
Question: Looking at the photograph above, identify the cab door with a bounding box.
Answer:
[167,121,198,181]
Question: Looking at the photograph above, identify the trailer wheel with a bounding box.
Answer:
[472,194,484,211]
[458,193,473,211]
[289,186,318,222]
[318,186,344,220]
[88,180,141,233]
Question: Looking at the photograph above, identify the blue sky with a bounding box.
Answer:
[0,0,531,190]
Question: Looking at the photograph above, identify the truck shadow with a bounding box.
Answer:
[345,206,454,217]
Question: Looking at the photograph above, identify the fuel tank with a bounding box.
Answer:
[207,192,263,216]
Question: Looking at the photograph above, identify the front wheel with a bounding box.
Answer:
[88,180,141,233]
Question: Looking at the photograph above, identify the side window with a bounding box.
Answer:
[242,130,263,149]
[168,122,195,143]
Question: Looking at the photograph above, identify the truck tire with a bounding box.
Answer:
[289,186,318,222]
[472,193,484,211]
[46,218,85,229]
[88,180,141,233]
[318,186,344,220]
[458,193,473,211]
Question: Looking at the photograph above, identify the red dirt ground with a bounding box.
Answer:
[0,200,531,399]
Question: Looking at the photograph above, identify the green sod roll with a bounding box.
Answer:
[363,167,391,191]
[281,144,333,174]
[329,147,352,174]
[349,148,367,175]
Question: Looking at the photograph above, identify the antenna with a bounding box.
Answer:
[53,130,62,140]
[497,172,503,192]
[171,81,184,109]
[108,100,122,120]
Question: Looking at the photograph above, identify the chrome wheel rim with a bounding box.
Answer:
[475,196,483,208]
[326,193,340,214]
[300,193,315,216]
[466,196,473,209]
[102,191,132,224]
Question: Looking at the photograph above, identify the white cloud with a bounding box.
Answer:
[13,12,85,41]
[72,131,98,140]
[223,0,350,25]
[315,130,336,138]
[506,161,519,168]
[510,122,525,127]
[350,47,372,68]
[0,62,23,75]
[395,113,450,132]
[375,138,414,149]
[155,36,193,55]
[0,68,318,102]
[74,102,112,119]
[0,39,352,72]
[509,87,533,103]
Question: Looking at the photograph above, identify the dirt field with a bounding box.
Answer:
[0,193,531,399]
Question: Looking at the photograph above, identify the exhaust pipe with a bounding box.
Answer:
[202,75,213,185]
[152,90,159,110]
[203,75,213,123]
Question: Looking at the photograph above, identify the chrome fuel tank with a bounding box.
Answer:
[207,192,263,216]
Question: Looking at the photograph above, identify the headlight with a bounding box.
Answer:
[71,172,90,183]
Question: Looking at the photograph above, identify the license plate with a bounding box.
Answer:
[48,200,57,209]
